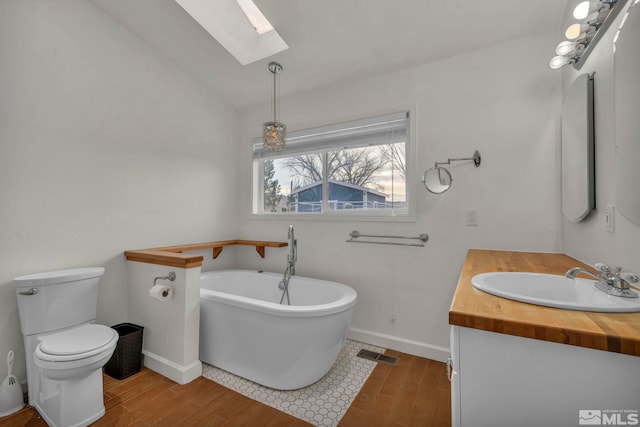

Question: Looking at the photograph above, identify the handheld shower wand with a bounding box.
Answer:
[288,225,297,275]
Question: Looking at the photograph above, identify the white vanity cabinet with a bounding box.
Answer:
[450,326,640,427]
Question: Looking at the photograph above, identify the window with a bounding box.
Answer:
[253,111,412,219]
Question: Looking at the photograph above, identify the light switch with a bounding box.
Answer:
[465,209,479,227]
[605,205,615,233]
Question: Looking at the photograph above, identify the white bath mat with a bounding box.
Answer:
[201,339,385,427]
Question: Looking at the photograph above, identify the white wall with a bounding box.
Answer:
[127,262,203,385]
[561,2,640,273]
[237,33,563,360]
[0,0,240,381]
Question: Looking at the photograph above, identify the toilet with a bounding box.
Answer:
[13,267,118,427]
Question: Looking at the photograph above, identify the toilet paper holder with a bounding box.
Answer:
[153,271,176,287]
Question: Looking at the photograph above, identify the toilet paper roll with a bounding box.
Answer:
[149,284,173,301]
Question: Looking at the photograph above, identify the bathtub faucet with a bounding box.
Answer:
[288,225,297,275]
[279,225,297,305]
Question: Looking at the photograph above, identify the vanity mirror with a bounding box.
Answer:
[614,1,640,225]
[561,73,595,222]
[422,167,453,194]
[421,151,480,194]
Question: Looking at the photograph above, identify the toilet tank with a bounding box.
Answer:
[13,267,105,336]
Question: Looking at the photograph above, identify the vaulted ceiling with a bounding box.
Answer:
[90,0,568,110]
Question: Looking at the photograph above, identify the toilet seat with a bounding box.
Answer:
[35,325,118,363]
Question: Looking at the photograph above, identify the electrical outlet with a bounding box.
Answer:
[605,205,615,233]
[465,209,479,227]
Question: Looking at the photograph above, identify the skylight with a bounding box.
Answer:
[235,0,273,35]
[174,0,288,66]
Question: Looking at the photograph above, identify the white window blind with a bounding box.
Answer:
[253,111,409,159]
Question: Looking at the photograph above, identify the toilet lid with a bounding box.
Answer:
[39,324,117,356]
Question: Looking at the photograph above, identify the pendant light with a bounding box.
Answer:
[263,62,286,151]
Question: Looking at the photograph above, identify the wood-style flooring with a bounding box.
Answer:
[0,349,451,427]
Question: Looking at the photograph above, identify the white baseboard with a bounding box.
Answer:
[142,350,202,385]
[348,327,450,363]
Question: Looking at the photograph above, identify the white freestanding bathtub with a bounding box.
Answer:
[199,270,357,390]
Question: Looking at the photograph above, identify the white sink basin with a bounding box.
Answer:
[471,272,640,312]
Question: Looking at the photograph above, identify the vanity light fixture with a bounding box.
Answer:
[263,62,286,151]
[550,55,576,69]
[565,23,596,39]
[556,40,586,56]
[549,0,628,70]
[573,1,611,19]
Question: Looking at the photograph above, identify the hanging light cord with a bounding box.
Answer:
[268,62,282,123]
[272,69,277,122]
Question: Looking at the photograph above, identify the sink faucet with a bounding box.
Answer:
[565,263,639,298]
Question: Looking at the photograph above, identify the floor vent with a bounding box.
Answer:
[356,349,399,366]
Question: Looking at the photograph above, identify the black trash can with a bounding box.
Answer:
[105,323,144,380]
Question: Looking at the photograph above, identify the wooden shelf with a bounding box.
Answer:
[125,240,288,268]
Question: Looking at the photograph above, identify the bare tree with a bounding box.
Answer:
[331,149,385,188]
[379,143,406,180]
[285,148,385,189]
[285,154,323,185]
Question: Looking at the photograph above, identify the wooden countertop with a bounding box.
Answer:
[449,249,640,357]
